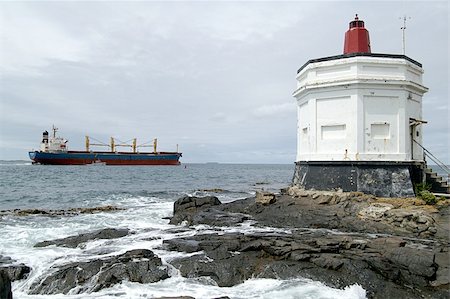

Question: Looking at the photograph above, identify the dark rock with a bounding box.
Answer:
[311,255,344,270]
[165,226,449,299]
[384,247,436,277]
[7,205,124,217]
[0,255,31,281]
[17,209,49,215]
[173,196,221,214]
[165,238,201,253]
[170,196,222,225]
[191,209,250,226]
[29,249,169,294]
[164,191,450,299]
[34,228,130,248]
[198,188,224,193]
[0,264,31,281]
[170,252,257,287]
[0,269,12,299]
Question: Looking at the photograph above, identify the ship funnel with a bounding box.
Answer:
[343,14,371,54]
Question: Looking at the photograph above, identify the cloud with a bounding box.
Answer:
[0,3,86,74]
[0,1,447,164]
[253,102,296,117]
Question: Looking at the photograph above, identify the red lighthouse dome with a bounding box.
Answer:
[343,14,371,54]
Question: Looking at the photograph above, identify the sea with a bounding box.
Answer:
[0,161,367,299]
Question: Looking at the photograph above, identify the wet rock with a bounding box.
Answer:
[311,255,344,270]
[30,249,169,294]
[198,188,224,193]
[165,238,201,253]
[165,191,450,299]
[0,255,31,281]
[191,210,251,226]
[16,209,49,216]
[167,231,449,298]
[0,269,12,299]
[170,196,222,225]
[74,205,124,214]
[0,264,31,281]
[34,228,130,248]
[173,196,221,214]
[6,205,124,217]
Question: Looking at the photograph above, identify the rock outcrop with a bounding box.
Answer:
[170,195,221,225]
[34,228,130,248]
[164,192,450,299]
[0,205,123,217]
[164,231,448,299]
[29,249,169,294]
[0,255,31,281]
[170,195,250,226]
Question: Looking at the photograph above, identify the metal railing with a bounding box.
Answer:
[413,140,450,182]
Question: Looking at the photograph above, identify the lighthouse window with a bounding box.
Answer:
[371,123,390,139]
[321,124,346,140]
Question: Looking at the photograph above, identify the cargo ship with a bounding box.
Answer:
[29,126,182,165]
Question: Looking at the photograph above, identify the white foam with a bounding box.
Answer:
[14,278,366,299]
[3,194,367,298]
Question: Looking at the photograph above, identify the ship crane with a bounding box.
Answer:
[85,136,158,153]
[136,139,158,153]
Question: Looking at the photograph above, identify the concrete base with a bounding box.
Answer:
[292,161,424,198]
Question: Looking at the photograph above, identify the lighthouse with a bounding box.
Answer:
[292,15,429,197]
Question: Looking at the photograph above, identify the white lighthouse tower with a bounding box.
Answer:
[292,15,429,197]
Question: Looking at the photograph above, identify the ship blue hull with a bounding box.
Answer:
[29,151,182,165]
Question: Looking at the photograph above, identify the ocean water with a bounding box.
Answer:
[0,162,367,299]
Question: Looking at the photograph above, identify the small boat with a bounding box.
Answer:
[86,159,106,166]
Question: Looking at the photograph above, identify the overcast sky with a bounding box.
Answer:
[0,1,448,164]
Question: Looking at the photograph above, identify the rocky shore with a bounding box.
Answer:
[165,189,449,298]
[1,188,449,298]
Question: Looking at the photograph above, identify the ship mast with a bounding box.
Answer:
[52,125,58,138]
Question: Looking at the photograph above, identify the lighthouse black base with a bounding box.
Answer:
[292,161,424,198]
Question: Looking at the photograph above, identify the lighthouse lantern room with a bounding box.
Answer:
[292,15,429,197]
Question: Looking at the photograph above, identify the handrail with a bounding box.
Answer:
[413,139,450,176]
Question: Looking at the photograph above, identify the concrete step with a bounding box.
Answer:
[421,164,450,194]
[433,192,450,198]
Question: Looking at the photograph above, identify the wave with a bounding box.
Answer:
[0,161,32,166]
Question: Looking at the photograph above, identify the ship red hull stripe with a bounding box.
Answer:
[28,151,181,166]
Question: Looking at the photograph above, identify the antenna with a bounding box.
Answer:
[400,15,411,55]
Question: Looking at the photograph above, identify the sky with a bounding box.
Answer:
[0,0,448,164]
